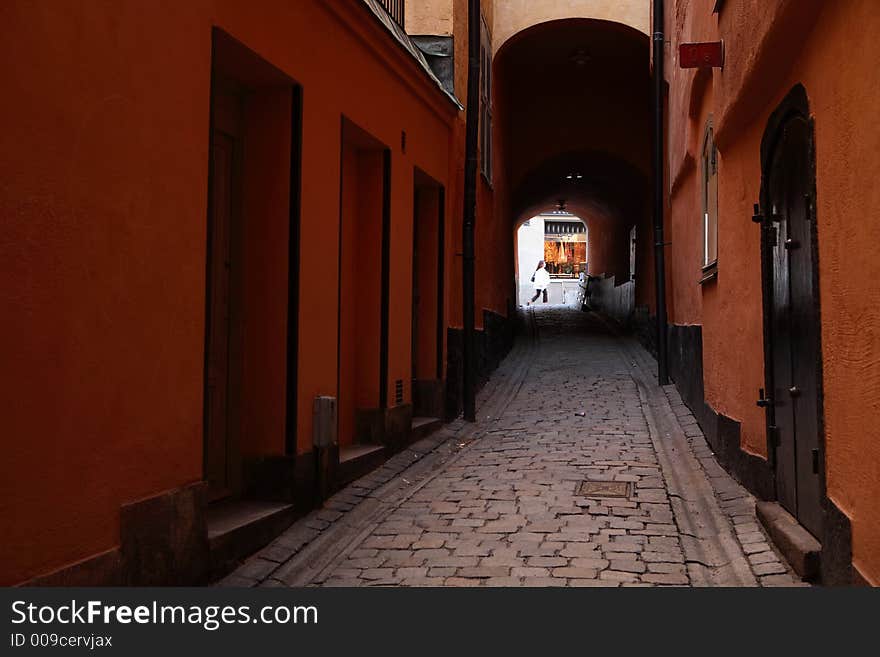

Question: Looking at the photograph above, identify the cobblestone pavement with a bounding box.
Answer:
[222,306,805,587]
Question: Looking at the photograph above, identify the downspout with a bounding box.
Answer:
[652,0,670,385]
[462,0,480,421]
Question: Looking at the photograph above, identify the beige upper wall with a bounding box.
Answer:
[492,0,649,51]
[405,0,454,35]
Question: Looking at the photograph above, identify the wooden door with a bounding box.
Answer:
[205,87,242,501]
[766,114,823,538]
[411,190,421,382]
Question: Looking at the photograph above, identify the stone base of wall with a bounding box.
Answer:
[26,481,211,586]
[446,308,515,420]
[658,320,856,586]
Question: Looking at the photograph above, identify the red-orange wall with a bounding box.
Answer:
[0,0,457,585]
[667,0,880,584]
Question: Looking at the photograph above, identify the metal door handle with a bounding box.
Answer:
[789,386,801,397]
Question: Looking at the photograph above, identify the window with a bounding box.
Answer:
[479,16,492,183]
[542,219,587,278]
[629,225,637,281]
[701,120,718,279]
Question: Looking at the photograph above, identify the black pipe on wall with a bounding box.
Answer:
[462,0,480,421]
[652,0,670,385]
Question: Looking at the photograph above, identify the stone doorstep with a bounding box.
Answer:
[207,500,297,579]
[755,501,820,581]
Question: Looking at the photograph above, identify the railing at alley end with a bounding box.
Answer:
[377,0,405,27]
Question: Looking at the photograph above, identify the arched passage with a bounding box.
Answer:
[493,18,654,319]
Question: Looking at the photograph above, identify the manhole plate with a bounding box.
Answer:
[575,480,631,498]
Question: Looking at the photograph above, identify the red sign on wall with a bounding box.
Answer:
[679,41,724,69]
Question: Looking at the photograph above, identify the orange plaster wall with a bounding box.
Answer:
[799,1,880,584]
[0,0,456,585]
[276,2,455,453]
[668,0,880,582]
[0,0,210,586]
[386,159,416,404]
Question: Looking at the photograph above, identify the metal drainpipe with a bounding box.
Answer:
[653,0,670,385]
[462,0,480,422]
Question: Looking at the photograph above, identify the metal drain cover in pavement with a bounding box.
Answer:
[575,480,631,498]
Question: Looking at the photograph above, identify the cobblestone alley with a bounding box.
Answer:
[223,307,805,588]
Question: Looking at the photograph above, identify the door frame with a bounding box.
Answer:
[757,83,827,522]
[204,29,304,494]
[284,85,303,457]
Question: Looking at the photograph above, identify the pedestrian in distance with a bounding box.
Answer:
[528,260,551,305]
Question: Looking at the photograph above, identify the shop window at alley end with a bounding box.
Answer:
[700,119,719,283]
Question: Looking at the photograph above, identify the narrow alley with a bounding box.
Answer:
[5,0,879,594]
[224,307,802,588]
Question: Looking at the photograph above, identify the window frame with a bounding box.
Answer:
[479,15,493,185]
[700,118,719,283]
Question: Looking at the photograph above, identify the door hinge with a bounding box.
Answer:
[752,203,783,225]
[751,203,763,224]
[756,388,772,407]
[812,448,820,474]
[766,225,778,248]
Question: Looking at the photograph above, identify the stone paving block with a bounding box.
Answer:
[647,563,686,575]
[569,579,620,587]
[559,543,602,558]
[737,531,766,545]
[216,574,258,587]
[642,572,689,585]
[428,567,457,577]
[444,577,481,587]
[551,567,599,579]
[512,567,551,578]
[361,568,395,580]
[399,577,447,586]
[748,551,778,566]
[522,577,562,587]
[642,551,685,563]
[599,570,639,583]
[752,561,788,576]
[742,541,771,555]
[609,560,646,574]
[322,578,362,587]
[570,558,610,570]
[483,577,523,587]
[234,558,278,581]
[760,574,808,587]
[456,566,511,578]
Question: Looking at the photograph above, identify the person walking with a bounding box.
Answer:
[528,260,551,305]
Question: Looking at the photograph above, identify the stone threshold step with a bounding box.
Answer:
[207,499,296,578]
[411,416,442,441]
[339,443,386,463]
[337,443,388,488]
[756,501,821,581]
